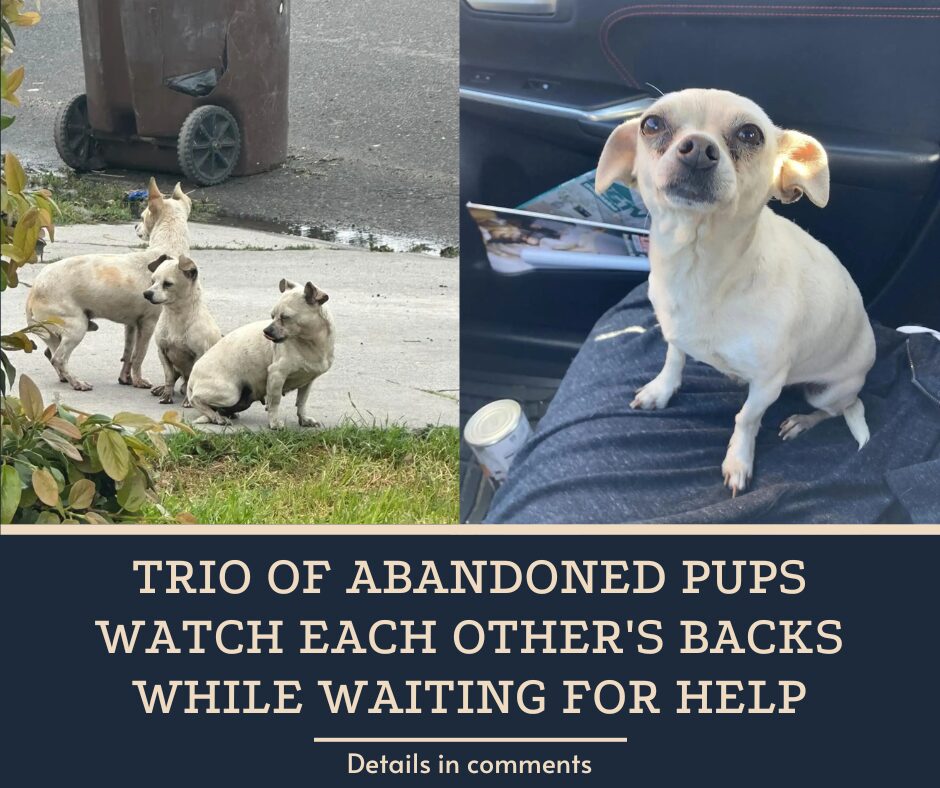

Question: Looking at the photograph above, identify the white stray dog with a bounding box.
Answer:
[26,177,191,390]
[595,88,875,494]
[143,254,222,406]
[187,279,334,428]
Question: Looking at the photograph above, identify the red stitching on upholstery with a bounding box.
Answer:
[598,4,940,88]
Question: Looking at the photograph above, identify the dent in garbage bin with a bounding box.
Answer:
[164,33,229,97]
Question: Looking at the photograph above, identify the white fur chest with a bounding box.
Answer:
[156,311,190,345]
[648,267,767,383]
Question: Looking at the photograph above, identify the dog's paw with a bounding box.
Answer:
[151,384,166,397]
[721,454,753,497]
[630,379,676,410]
[70,380,93,392]
[181,398,193,409]
[298,416,321,428]
[268,417,286,429]
[132,377,152,389]
[159,394,174,405]
[193,414,230,427]
[779,414,819,441]
[118,375,132,386]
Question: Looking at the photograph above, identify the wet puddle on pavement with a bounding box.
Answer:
[208,215,458,257]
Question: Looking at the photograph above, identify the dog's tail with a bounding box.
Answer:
[843,398,870,450]
[217,385,255,417]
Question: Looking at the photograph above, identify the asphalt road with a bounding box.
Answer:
[3,1,459,245]
[1,223,458,429]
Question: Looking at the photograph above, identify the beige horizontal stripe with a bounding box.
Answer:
[314,737,627,743]
[1,524,938,536]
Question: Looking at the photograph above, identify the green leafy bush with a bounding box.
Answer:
[0,374,192,523]
[0,3,191,526]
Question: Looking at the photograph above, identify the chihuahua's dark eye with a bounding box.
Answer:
[164,282,173,288]
[736,123,764,146]
[641,115,664,136]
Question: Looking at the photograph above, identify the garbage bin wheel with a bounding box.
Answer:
[54,94,103,171]
[177,105,242,187]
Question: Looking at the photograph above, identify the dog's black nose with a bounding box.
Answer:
[143,291,154,302]
[676,134,719,170]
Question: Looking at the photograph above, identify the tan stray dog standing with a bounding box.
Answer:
[595,88,875,494]
[143,254,222,406]
[26,178,192,390]
[187,279,334,428]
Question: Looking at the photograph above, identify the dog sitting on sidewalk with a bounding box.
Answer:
[26,177,192,390]
[187,279,335,428]
[143,254,222,407]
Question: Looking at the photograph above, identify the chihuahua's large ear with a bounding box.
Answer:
[172,182,193,214]
[774,130,829,207]
[147,253,170,273]
[178,254,198,280]
[147,177,164,211]
[279,278,299,293]
[595,118,641,194]
[304,282,329,306]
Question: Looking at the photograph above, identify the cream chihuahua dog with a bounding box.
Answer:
[595,88,875,494]
[187,279,334,428]
[26,178,191,390]
[143,254,222,407]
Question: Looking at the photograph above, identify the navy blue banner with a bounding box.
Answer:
[1,536,937,785]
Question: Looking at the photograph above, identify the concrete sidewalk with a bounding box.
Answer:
[1,223,458,429]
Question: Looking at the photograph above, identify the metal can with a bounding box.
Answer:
[463,399,533,484]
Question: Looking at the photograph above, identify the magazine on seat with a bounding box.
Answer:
[467,169,651,275]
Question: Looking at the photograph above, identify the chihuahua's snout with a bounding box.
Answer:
[676,134,720,170]
[263,322,284,343]
[143,290,155,303]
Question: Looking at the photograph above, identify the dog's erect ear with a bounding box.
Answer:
[304,282,329,306]
[147,176,164,211]
[774,130,829,207]
[172,182,193,215]
[178,254,198,280]
[595,118,641,194]
[147,253,170,273]
[279,278,299,293]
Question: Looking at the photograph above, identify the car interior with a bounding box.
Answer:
[458,0,940,522]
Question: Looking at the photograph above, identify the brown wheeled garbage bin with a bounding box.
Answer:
[54,0,290,186]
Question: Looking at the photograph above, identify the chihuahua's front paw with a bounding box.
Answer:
[298,415,321,428]
[268,416,286,430]
[132,376,152,389]
[630,378,677,410]
[721,453,753,497]
[150,384,166,397]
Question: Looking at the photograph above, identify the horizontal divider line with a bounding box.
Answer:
[3,525,938,536]
[314,737,628,743]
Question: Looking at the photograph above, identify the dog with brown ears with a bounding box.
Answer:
[187,279,335,428]
[143,254,222,407]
